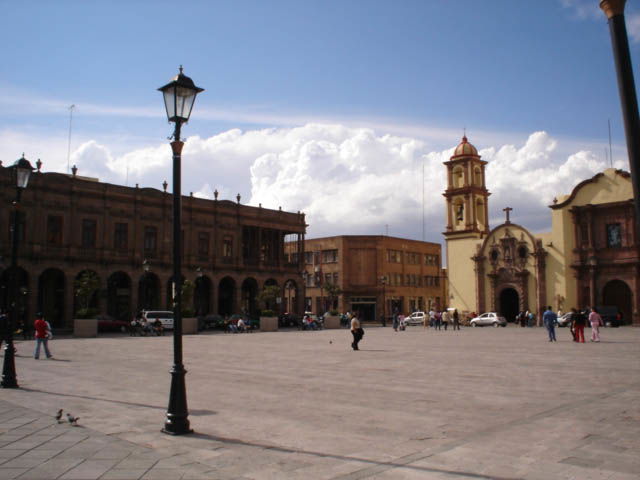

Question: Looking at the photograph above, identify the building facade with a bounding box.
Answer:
[0,161,306,329]
[444,136,639,326]
[294,235,444,322]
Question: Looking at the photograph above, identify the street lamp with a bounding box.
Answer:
[1,155,35,389]
[158,67,204,435]
[379,275,387,327]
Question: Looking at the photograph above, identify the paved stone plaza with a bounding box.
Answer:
[1,325,639,479]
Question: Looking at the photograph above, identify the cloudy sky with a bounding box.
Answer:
[1,0,638,244]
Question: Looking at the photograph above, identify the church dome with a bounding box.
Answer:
[453,136,478,157]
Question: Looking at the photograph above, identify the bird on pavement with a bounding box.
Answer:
[55,409,63,423]
[66,413,79,426]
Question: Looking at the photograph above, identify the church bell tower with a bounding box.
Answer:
[443,136,490,239]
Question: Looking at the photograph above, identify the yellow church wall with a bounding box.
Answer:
[445,236,479,313]
[545,169,631,313]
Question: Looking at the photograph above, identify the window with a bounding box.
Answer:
[144,226,157,256]
[223,236,233,258]
[407,252,420,264]
[387,249,402,263]
[198,232,210,256]
[81,219,97,248]
[332,272,338,284]
[322,249,338,263]
[606,223,622,248]
[114,223,128,250]
[304,251,313,264]
[47,215,63,245]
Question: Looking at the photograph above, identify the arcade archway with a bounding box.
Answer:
[107,272,131,321]
[38,268,65,328]
[218,277,236,316]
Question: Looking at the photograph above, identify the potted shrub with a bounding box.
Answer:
[73,271,100,337]
[257,285,280,332]
[180,280,199,334]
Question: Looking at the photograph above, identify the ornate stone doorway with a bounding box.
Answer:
[499,287,519,323]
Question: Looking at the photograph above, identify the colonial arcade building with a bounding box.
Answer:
[444,136,639,326]
[0,160,306,330]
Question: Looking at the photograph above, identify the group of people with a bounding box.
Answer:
[515,311,537,327]
[227,316,250,333]
[130,315,164,336]
[542,306,603,343]
[391,309,461,331]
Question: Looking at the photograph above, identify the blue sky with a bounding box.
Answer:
[1,0,638,242]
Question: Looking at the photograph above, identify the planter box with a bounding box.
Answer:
[324,315,340,329]
[183,317,198,335]
[74,318,97,338]
[260,316,278,332]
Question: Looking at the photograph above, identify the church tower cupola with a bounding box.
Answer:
[443,135,490,238]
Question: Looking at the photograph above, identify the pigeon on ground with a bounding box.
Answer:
[55,409,63,423]
[66,413,79,426]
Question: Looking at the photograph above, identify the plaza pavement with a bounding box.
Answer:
[1,325,639,479]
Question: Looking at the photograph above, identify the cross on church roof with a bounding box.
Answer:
[503,206,513,224]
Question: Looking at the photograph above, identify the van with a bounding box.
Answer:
[142,310,174,330]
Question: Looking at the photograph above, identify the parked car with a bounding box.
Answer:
[198,314,225,331]
[96,315,129,333]
[469,312,507,327]
[596,306,623,327]
[405,311,426,326]
[142,310,174,330]
[557,312,573,327]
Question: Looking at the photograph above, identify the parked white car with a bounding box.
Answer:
[142,310,174,330]
[470,312,507,327]
[405,311,426,326]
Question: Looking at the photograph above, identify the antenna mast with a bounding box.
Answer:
[422,157,425,241]
[608,118,613,168]
[67,105,75,174]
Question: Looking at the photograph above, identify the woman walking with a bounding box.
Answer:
[589,307,602,342]
[573,308,586,343]
[350,311,364,350]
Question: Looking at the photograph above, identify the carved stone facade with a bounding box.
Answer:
[0,164,306,329]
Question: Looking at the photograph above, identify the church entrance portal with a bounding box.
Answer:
[499,288,519,323]
[602,280,632,326]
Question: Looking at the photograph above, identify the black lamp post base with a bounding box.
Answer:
[162,364,193,435]
[1,345,19,389]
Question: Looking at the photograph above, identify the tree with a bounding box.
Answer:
[181,280,195,317]
[323,282,343,314]
[257,284,280,316]
[74,271,100,319]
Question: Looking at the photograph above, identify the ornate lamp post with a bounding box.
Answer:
[379,275,387,327]
[1,155,35,389]
[158,67,204,435]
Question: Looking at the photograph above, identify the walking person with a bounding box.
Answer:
[350,311,364,350]
[542,306,557,342]
[33,312,53,359]
[589,307,602,342]
[441,309,450,331]
[452,309,460,330]
[573,308,586,343]
[434,310,442,330]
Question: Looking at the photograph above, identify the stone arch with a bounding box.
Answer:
[452,166,464,188]
[107,271,132,321]
[475,199,486,230]
[263,278,279,313]
[283,279,299,314]
[473,166,482,186]
[602,279,632,325]
[38,268,66,328]
[194,275,212,316]
[218,276,236,316]
[138,272,160,311]
[241,277,259,317]
[0,266,30,327]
